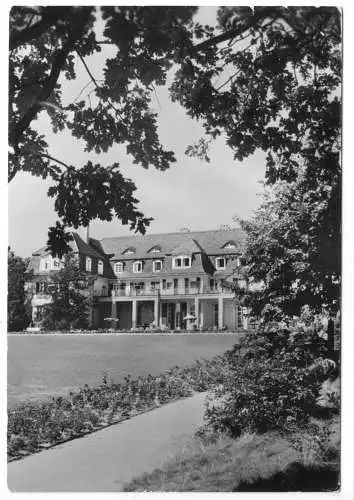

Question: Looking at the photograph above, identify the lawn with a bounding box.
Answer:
[123,416,340,492]
[7,333,240,408]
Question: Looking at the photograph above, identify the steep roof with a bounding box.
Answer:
[171,238,204,256]
[71,233,105,260]
[100,228,245,260]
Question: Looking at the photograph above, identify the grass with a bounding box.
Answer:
[7,354,231,461]
[123,415,340,492]
[8,333,240,407]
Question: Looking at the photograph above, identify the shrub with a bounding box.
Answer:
[7,351,231,460]
[204,328,338,438]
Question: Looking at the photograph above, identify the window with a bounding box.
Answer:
[215,257,226,269]
[223,241,237,250]
[149,246,161,253]
[52,259,61,269]
[114,262,124,274]
[153,260,162,272]
[85,257,92,272]
[98,260,104,275]
[122,247,135,255]
[133,261,143,273]
[173,256,191,268]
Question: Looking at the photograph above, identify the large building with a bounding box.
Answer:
[27,228,249,331]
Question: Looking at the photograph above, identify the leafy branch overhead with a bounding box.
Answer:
[9,6,340,271]
[9,6,198,252]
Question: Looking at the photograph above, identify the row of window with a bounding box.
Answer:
[113,256,191,275]
[111,255,241,275]
[45,254,239,276]
[85,257,104,275]
[116,241,237,257]
[39,256,63,271]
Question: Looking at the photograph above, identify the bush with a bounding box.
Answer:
[7,352,231,461]
[204,328,338,438]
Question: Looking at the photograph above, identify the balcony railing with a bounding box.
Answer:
[109,286,230,298]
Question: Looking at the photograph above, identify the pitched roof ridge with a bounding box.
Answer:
[100,227,242,242]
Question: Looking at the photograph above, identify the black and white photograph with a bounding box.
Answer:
[6,3,349,494]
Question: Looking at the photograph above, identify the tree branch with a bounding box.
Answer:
[9,38,75,148]
[9,10,92,149]
[9,7,69,50]
[76,49,125,120]
[41,153,73,171]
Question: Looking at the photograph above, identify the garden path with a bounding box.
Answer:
[8,392,206,492]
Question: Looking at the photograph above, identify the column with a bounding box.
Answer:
[132,300,137,329]
[111,301,117,329]
[176,302,181,329]
[218,296,224,329]
[199,301,204,330]
[194,297,199,329]
[154,298,160,327]
[186,302,192,330]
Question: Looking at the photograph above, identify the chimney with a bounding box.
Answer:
[86,224,90,244]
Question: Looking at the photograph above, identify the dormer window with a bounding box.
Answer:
[85,257,92,272]
[98,260,104,275]
[114,262,124,274]
[133,261,143,273]
[153,260,162,272]
[123,247,135,255]
[149,246,161,254]
[216,257,226,269]
[223,241,237,250]
[173,256,191,269]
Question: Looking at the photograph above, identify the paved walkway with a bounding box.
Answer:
[8,393,207,492]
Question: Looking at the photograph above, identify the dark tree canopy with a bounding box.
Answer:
[9,6,201,253]
[9,6,341,312]
[41,253,92,330]
[8,248,31,330]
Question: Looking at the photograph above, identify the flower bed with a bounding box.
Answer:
[8,354,230,461]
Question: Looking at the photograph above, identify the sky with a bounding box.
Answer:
[7,6,267,257]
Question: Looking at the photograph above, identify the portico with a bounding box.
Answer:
[107,293,244,331]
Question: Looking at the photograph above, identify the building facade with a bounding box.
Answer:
[27,228,249,331]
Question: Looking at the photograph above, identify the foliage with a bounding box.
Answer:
[203,328,338,438]
[171,7,341,318]
[10,7,341,263]
[8,353,228,460]
[7,247,31,331]
[40,253,90,330]
[9,6,201,254]
[237,178,340,318]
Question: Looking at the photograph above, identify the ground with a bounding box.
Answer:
[8,333,240,407]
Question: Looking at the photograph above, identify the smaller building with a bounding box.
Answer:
[26,228,250,331]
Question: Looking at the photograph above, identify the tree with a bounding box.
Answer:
[170,6,341,316]
[41,253,91,330]
[9,6,341,269]
[237,176,340,319]
[8,247,31,331]
[9,6,201,255]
